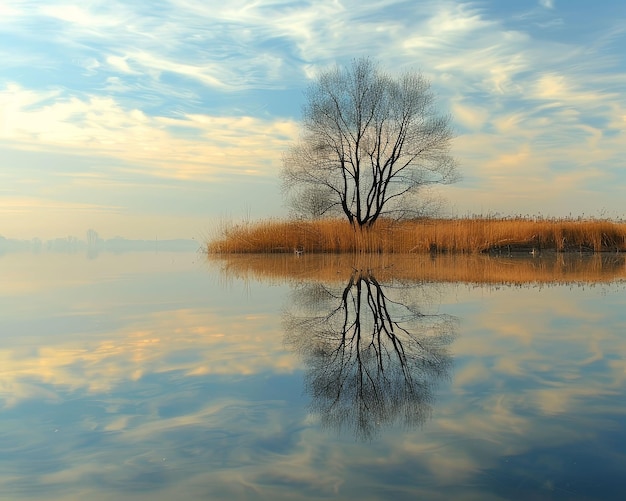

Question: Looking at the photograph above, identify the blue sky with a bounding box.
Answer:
[1,0,625,239]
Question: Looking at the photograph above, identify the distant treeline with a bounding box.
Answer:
[208,217,626,254]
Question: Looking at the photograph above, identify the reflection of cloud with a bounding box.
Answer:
[431,281,626,473]
[453,361,490,387]
[0,253,298,410]
[2,254,626,498]
[0,308,297,405]
[531,385,619,415]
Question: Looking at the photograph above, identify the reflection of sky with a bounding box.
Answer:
[1,253,626,499]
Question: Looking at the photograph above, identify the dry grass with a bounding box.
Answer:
[208,217,626,254]
[210,253,626,286]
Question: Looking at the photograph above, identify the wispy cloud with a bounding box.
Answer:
[1,0,625,236]
[1,84,298,181]
[0,196,122,215]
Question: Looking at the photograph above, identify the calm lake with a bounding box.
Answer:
[2,251,626,500]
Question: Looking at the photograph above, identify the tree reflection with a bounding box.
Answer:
[283,268,456,440]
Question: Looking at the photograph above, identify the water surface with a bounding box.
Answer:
[1,251,626,500]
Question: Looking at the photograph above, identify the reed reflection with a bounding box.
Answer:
[283,268,456,440]
[211,252,626,440]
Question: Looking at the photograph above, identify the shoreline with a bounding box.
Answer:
[208,217,626,255]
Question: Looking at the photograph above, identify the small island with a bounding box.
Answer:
[209,59,626,256]
[208,216,626,254]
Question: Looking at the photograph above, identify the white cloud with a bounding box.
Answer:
[124,50,229,89]
[532,72,619,104]
[106,55,134,74]
[427,3,492,34]
[2,0,626,225]
[0,84,299,181]
[38,3,128,29]
[451,100,489,130]
[0,3,20,18]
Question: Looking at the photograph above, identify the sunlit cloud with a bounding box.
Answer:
[38,4,122,28]
[1,84,298,181]
[451,100,489,131]
[105,55,134,74]
[1,0,625,237]
[0,4,19,17]
[118,50,230,89]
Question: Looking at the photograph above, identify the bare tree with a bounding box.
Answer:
[282,58,458,227]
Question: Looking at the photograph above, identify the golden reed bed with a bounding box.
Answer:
[210,253,626,286]
[208,218,626,255]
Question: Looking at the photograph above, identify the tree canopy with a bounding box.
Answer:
[282,58,458,228]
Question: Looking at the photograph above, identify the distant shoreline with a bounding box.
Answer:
[207,217,626,254]
[0,236,199,254]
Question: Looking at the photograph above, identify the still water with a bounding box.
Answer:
[1,251,626,500]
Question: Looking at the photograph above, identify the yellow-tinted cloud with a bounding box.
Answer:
[0,307,297,406]
[452,100,489,131]
[0,197,120,215]
[533,73,617,104]
[1,84,299,181]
